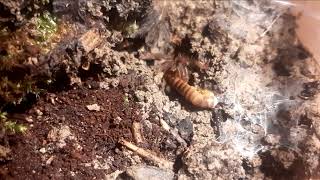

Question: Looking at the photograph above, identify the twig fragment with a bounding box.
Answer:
[132,121,144,143]
[119,139,174,170]
[259,14,281,38]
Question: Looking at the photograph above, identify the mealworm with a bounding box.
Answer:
[164,70,218,109]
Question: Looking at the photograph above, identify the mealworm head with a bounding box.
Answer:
[200,90,219,108]
[207,93,219,108]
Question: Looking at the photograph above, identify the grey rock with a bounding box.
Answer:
[116,165,174,180]
[177,118,193,142]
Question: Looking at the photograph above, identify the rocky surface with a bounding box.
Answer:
[0,0,319,179]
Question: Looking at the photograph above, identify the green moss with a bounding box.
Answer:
[0,55,14,71]
[123,94,130,105]
[0,76,45,106]
[39,0,51,5]
[0,27,9,36]
[0,111,27,134]
[35,11,57,43]
[4,121,28,133]
[0,8,57,107]
[0,112,7,120]
[123,21,139,37]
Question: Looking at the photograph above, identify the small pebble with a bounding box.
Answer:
[39,147,46,154]
[46,156,55,165]
[35,109,43,116]
[25,116,33,123]
[86,104,101,111]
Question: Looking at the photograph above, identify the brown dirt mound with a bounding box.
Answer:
[0,87,175,179]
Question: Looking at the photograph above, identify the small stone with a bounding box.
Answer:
[49,97,55,105]
[251,156,262,167]
[177,119,194,142]
[34,4,40,10]
[25,116,33,123]
[59,126,72,140]
[114,116,122,124]
[86,104,101,111]
[134,90,145,102]
[121,165,174,180]
[46,156,55,165]
[112,65,120,72]
[154,72,164,85]
[27,57,38,65]
[48,126,73,148]
[35,109,43,116]
[263,134,280,145]
[0,145,11,159]
[110,79,119,88]
[39,147,46,154]
[48,127,59,142]
[70,76,82,85]
[99,81,109,89]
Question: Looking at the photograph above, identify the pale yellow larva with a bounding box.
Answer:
[164,70,218,108]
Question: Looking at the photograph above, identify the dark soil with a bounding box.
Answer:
[0,86,176,179]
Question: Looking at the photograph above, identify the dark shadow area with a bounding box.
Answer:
[259,147,309,180]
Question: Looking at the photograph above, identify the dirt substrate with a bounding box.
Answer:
[1,86,177,179]
[0,0,320,179]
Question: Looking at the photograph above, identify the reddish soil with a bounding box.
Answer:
[0,86,177,179]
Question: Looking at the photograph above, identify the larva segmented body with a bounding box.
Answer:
[164,70,218,109]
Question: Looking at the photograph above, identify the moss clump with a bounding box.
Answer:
[35,12,58,43]
[0,112,27,134]
[0,11,60,107]
[123,21,139,37]
[38,0,51,6]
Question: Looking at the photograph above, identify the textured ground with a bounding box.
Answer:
[0,0,319,179]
